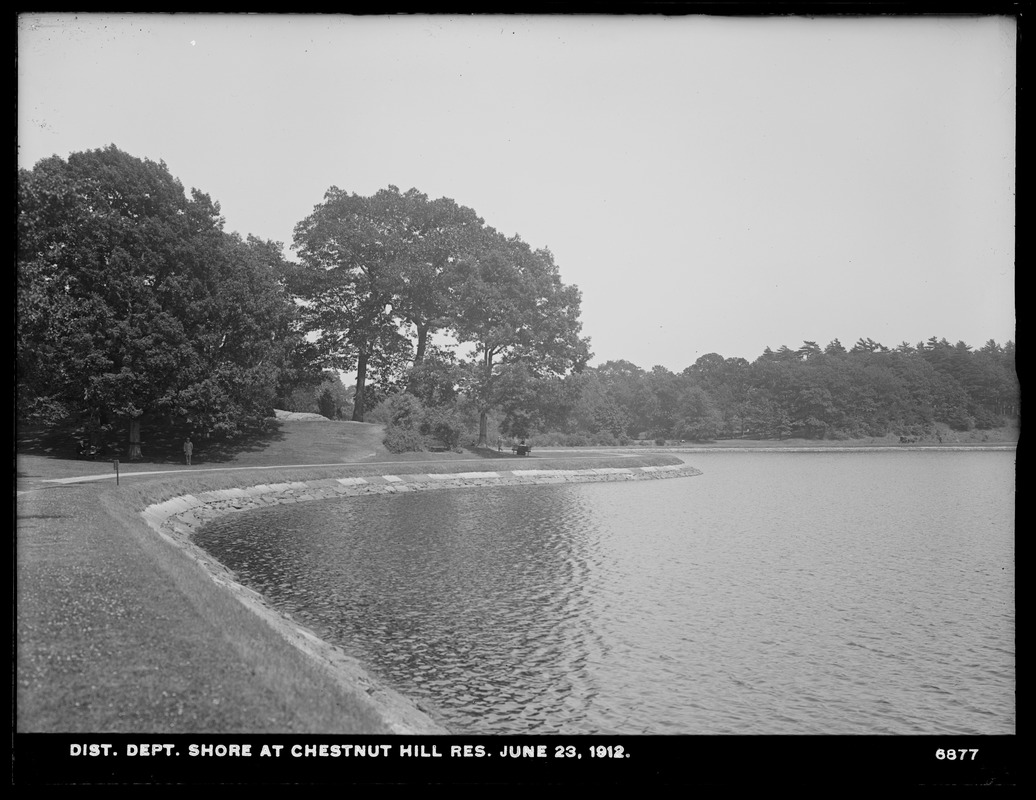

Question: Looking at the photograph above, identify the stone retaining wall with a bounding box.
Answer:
[142,462,701,544]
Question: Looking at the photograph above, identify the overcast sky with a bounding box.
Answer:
[18,13,1017,371]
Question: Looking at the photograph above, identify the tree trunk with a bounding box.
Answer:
[405,323,431,396]
[475,348,493,448]
[352,344,368,422]
[127,419,142,460]
[414,324,429,366]
[477,409,489,449]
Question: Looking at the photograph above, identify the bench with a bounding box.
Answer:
[511,444,532,456]
[76,441,103,460]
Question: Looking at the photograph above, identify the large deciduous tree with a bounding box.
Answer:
[17,145,299,453]
[290,187,405,421]
[168,232,303,436]
[290,185,487,417]
[371,187,485,370]
[450,232,591,447]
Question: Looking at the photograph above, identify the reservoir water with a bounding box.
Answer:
[193,450,1015,735]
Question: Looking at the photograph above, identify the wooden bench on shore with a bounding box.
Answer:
[511,444,532,456]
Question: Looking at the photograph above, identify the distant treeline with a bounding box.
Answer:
[534,337,1018,444]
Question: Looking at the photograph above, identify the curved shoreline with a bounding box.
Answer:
[139,462,702,735]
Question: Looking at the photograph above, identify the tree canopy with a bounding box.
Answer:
[290,186,488,420]
[17,145,307,450]
[448,231,591,444]
[288,186,590,434]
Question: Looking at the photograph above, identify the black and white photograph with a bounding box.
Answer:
[15,10,1017,787]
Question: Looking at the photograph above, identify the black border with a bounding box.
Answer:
[12,733,1019,786]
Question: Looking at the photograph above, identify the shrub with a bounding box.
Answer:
[365,398,394,425]
[421,405,466,450]
[946,411,976,432]
[389,393,426,428]
[376,392,429,452]
[383,426,428,453]
[972,407,1005,430]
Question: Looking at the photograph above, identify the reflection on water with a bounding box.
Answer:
[194,451,1015,735]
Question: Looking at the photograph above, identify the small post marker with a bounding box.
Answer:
[113,458,120,486]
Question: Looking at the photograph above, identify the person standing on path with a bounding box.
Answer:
[183,437,193,466]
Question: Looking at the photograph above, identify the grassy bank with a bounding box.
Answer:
[15,415,682,734]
